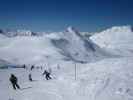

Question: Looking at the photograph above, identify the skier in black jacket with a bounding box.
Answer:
[42,70,52,80]
[9,74,20,90]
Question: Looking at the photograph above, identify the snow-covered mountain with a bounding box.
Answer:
[0,29,40,37]
[0,25,132,65]
[0,26,112,65]
[90,25,133,56]
[51,26,112,63]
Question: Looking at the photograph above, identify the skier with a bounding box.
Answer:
[42,70,52,80]
[28,73,32,81]
[31,65,34,70]
[9,74,20,90]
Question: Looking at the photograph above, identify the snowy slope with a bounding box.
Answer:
[0,26,133,100]
[76,57,133,100]
[90,26,133,56]
[1,57,133,100]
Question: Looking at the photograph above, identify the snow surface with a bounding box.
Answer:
[0,26,133,100]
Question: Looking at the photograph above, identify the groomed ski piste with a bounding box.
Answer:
[0,26,133,100]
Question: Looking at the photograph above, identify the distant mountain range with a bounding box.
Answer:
[0,27,91,37]
[0,25,132,66]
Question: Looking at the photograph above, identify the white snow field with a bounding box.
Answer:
[0,26,133,100]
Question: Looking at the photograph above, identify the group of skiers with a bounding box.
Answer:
[9,64,52,90]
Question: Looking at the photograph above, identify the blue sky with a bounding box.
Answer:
[0,0,133,32]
